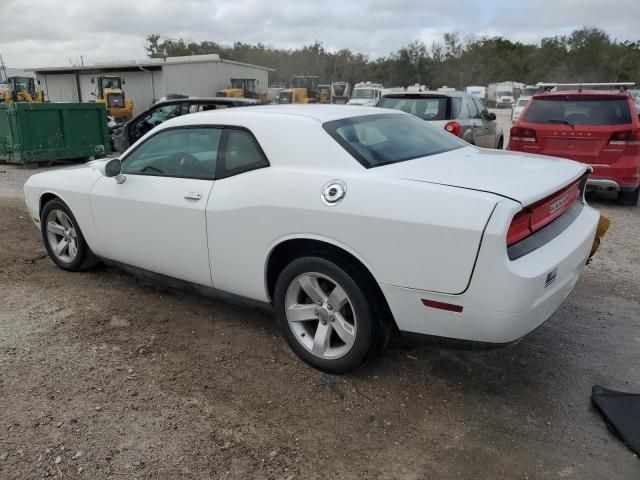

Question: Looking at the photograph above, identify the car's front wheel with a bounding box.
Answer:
[41,199,99,271]
[274,255,388,374]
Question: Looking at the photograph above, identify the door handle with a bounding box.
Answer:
[184,192,202,200]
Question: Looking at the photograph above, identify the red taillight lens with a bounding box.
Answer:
[506,180,580,248]
[444,121,461,136]
[608,129,640,145]
[510,126,537,142]
[506,210,532,246]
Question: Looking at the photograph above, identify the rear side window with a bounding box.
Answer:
[323,114,465,168]
[378,96,457,121]
[217,129,269,179]
[523,98,632,126]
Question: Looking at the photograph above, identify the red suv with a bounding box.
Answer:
[508,90,640,205]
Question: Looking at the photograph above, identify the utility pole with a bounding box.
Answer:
[0,54,7,83]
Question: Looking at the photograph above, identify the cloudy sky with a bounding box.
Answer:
[1,0,638,68]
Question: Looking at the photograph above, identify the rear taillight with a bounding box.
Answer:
[444,121,461,137]
[510,126,537,142]
[506,210,532,246]
[608,129,640,146]
[506,180,580,248]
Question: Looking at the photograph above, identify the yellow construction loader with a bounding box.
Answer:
[216,78,268,103]
[278,76,321,104]
[91,76,133,121]
[0,76,44,103]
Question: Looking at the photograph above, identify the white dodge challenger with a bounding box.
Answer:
[24,105,601,373]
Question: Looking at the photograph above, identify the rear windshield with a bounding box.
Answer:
[323,113,465,168]
[377,96,461,120]
[523,98,632,126]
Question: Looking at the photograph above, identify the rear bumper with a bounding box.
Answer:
[381,200,599,344]
[589,158,640,191]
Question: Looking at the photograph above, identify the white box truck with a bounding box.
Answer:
[465,86,486,99]
[487,82,515,108]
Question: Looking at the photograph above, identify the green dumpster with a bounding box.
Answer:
[0,102,111,165]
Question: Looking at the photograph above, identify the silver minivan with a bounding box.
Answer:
[377,91,504,149]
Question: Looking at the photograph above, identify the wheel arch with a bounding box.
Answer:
[39,191,68,217]
[264,236,397,329]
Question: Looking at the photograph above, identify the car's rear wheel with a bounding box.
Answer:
[41,199,99,271]
[274,256,387,374]
[617,187,640,206]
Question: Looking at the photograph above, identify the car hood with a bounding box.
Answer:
[377,146,588,206]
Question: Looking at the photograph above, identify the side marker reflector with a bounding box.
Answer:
[421,299,463,313]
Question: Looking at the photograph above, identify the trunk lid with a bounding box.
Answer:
[377,146,588,206]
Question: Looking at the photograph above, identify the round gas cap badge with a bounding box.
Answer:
[321,180,347,206]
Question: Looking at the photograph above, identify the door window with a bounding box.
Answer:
[465,98,481,119]
[132,103,186,140]
[474,98,491,120]
[122,128,221,179]
[218,129,269,178]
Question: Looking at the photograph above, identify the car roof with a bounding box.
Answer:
[532,90,631,99]
[381,91,469,98]
[155,97,261,105]
[164,104,405,126]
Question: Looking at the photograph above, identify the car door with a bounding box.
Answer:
[474,98,498,148]
[90,126,222,287]
[462,97,487,146]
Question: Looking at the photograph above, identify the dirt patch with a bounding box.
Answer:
[0,165,639,479]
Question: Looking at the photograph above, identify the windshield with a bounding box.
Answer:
[378,96,457,120]
[12,78,33,91]
[323,113,465,168]
[292,77,318,89]
[102,77,122,89]
[497,91,512,97]
[523,98,632,126]
[352,89,375,99]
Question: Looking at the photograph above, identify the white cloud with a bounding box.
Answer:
[0,0,637,68]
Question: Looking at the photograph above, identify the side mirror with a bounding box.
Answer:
[99,158,126,184]
[488,112,496,121]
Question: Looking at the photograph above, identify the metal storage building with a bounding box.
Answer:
[29,54,273,116]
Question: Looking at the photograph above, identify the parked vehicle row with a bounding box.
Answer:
[26,105,604,373]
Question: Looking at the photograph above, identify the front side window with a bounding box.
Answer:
[323,114,465,168]
[122,128,221,179]
[474,98,490,120]
[465,98,480,119]
[523,98,632,126]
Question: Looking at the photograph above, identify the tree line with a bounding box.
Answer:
[145,27,640,88]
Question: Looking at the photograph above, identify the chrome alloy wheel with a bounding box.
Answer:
[285,272,357,360]
[45,209,78,263]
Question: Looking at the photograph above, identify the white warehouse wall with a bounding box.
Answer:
[37,73,79,102]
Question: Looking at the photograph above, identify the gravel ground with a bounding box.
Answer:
[1,119,639,479]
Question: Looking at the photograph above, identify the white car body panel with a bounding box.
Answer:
[90,175,215,287]
[23,105,599,344]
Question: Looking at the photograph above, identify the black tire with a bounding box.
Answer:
[41,198,99,271]
[617,187,640,206]
[496,137,504,150]
[273,255,390,374]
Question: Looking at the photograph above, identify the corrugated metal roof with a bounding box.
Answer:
[28,54,275,73]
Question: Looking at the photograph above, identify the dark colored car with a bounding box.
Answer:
[111,97,260,153]
[376,92,504,149]
[508,90,640,205]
